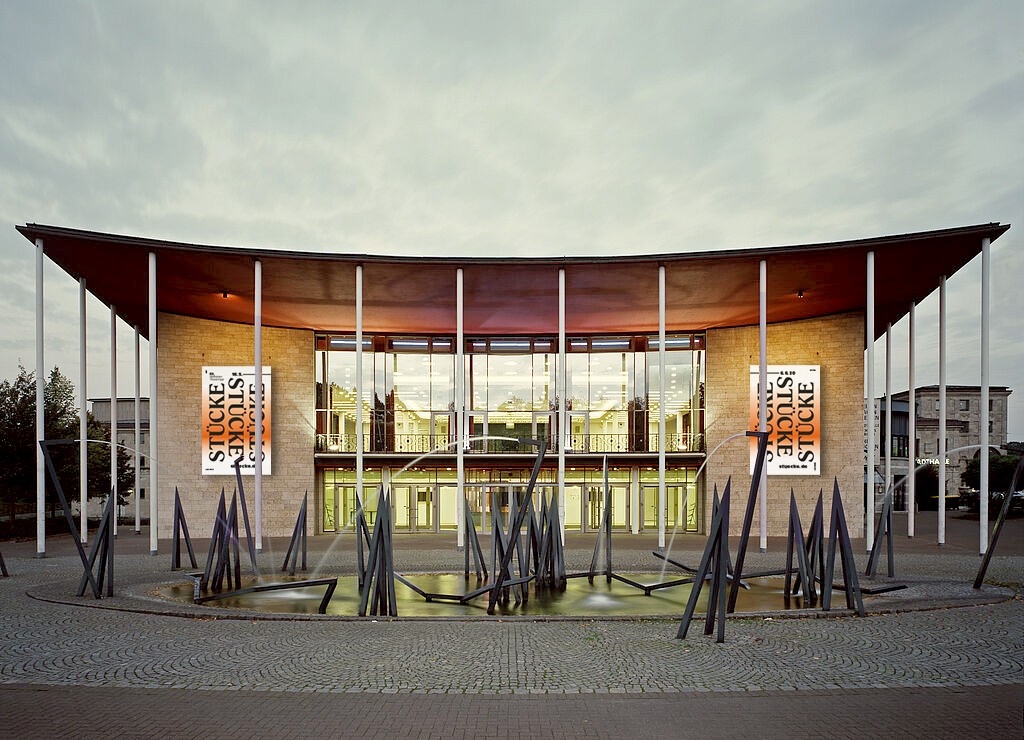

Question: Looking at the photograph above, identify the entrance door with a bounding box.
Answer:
[563,484,583,530]
[585,483,629,531]
[438,485,458,530]
[390,484,435,531]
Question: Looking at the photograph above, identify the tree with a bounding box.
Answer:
[0,365,133,522]
[961,451,1023,493]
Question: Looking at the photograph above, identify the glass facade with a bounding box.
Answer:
[315,332,705,534]
[316,334,704,455]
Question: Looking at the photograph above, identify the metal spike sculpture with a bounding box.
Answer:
[39,439,108,598]
[677,481,731,643]
[281,492,308,576]
[726,430,770,613]
[358,486,397,616]
[974,456,1024,589]
[783,490,813,605]
[201,489,244,594]
[171,488,198,570]
[822,480,865,616]
[865,491,896,578]
[231,456,261,575]
[463,496,488,581]
[0,549,7,577]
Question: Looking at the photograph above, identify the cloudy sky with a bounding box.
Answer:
[0,1,1021,437]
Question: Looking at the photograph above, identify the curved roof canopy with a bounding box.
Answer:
[17,222,1009,343]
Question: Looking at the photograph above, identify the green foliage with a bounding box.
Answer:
[0,365,134,514]
[961,451,1023,493]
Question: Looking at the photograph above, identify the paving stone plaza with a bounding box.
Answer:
[0,513,1021,738]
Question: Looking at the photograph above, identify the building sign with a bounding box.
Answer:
[202,366,271,476]
[750,365,820,476]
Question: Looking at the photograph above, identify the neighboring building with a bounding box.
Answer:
[19,221,1011,545]
[88,397,151,521]
[871,386,1012,509]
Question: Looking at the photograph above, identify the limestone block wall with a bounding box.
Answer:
[156,313,314,540]
[704,313,865,538]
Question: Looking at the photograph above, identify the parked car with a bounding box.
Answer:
[989,489,1024,514]
[961,488,1024,513]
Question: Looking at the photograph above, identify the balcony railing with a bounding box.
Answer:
[316,432,705,455]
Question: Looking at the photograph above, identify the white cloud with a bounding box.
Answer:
[0,0,1021,433]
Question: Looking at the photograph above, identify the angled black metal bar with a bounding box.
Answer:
[865,492,895,577]
[281,493,309,576]
[39,440,100,598]
[229,493,241,590]
[784,490,812,604]
[711,487,730,642]
[232,456,260,575]
[487,439,546,615]
[357,490,384,616]
[703,490,723,634]
[0,550,7,578]
[677,479,730,639]
[974,456,1024,589]
[822,479,864,616]
[77,492,115,597]
[727,431,769,613]
[202,490,227,592]
[651,551,698,574]
[171,488,198,570]
[196,577,338,614]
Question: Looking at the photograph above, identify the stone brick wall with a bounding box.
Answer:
[705,313,865,538]
[156,314,314,540]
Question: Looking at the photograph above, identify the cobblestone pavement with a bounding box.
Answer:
[0,516,1021,737]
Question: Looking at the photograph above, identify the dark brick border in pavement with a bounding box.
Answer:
[0,683,1020,739]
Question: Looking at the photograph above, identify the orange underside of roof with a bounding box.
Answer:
[17,223,1009,343]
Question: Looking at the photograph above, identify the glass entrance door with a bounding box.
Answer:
[390,484,435,532]
[641,485,698,532]
[585,483,629,531]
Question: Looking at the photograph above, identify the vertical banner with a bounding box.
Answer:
[202,366,272,475]
[750,365,820,476]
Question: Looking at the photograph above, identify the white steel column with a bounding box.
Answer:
[254,259,263,551]
[558,267,567,543]
[938,276,947,546]
[456,267,465,549]
[134,327,141,534]
[884,324,893,503]
[907,303,916,537]
[79,278,88,543]
[979,237,991,554]
[356,265,364,525]
[110,304,118,536]
[35,239,45,556]
[148,252,158,555]
[658,265,666,550]
[865,251,875,552]
[758,260,768,552]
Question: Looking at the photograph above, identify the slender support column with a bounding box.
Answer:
[254,259,263,551]
[456,267,465,549]
[658,264,666,550]
[979,237,991,555]
[110,303,118,536]
[355,265,364,523]
[907,302,916,537]
[938,276,947,546]
[79,278,88,543]
[35,239,45,556]
[558,267,567,544]
[148,251,158,555]
[758,260,768,552]
[134,326,141,534]
[865,251,875,552]
[884,323,893,504]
